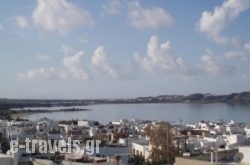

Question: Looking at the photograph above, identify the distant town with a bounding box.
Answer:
[0,117,250,165]
[1,92,250,164]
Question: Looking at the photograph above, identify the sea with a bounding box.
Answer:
[13,103,250,124]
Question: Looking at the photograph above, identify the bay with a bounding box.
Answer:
[20,103,250,124]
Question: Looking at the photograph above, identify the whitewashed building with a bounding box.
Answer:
[132,140,150,160]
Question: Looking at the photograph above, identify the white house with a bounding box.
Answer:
[78,120,96,127]
[198,122,209,131]
[244,127,250,136]
[111,121,121,125]
[89,127,99,137]
[132,140,150,160]
[119,138,128,146]
[224,134,247,148]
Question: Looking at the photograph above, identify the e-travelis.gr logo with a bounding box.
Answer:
[10,137,101,155]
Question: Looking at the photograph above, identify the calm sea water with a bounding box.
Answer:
[21,103,250,124]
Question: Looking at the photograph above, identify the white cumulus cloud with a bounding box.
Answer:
[136,36,236,78]
[63,51,90,80]
[224,42,250,61]
[18,67,67,81]
[92,46,121,78]
[136,35,185,75]
[128,2,173,30]
[13,16,29,30]
[200,49,235,75]
[196,0,250,45]
[32,0,94,35]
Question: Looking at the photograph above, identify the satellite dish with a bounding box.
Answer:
[233,152,244,163]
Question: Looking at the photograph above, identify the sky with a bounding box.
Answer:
[0,0,250,99]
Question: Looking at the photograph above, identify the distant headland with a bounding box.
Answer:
[1,91,250,109]
[1,91,250,120]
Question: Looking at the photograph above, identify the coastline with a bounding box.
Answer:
[6,108,91,120]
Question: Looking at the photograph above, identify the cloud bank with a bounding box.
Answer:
[32,0,94,35]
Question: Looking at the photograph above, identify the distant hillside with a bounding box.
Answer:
[111,91,250,104]
[185,92,250,103]
[1,91,250,110]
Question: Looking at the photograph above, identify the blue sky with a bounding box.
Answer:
[0,0,250,99]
